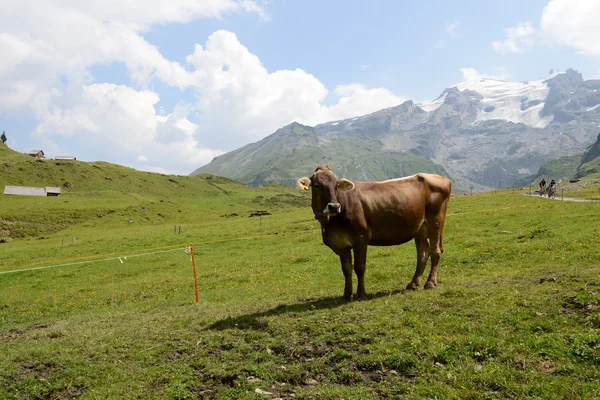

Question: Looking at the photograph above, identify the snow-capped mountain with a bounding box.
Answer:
[192,69,600,191]
[448,75,552,128]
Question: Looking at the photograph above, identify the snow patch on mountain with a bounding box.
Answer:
[193,69,600,192]
[453,77,552,128]
[588,104,600,111]
[417,93,447,112]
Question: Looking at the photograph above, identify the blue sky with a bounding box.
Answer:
[1,0,599,174]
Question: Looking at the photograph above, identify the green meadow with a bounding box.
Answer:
[1,147,599,399]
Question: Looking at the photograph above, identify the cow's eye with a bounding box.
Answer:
[313,185,321,189]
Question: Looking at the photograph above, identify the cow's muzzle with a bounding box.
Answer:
[324,202,341,216]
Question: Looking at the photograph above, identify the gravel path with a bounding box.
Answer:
[523,192,600,202]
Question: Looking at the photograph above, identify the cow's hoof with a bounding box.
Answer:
[406,283,419,291]
[355,293,367,300]
[424,281,437,289]
[343,294,353,301]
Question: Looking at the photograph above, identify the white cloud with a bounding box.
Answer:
[1,1,407,174]
[493,0,600,56]
[435,22,459,48]
[308,84,406,125]
[0,34,31,76]
[446,23,459,37]
[460,68,484,81]
[540,0,600,56]
[459,67,511,82]
[32,84,223,175]
[183,31,406,148]
[0,1,265,111]
[491,22,537,54]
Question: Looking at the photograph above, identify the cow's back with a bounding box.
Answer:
[338,174,450,246]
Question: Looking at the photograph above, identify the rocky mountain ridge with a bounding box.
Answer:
[192,69,600,192]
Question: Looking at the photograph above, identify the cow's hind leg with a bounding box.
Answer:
[407,236,430,290]
[424,215,446,289]
[338,248,353,300]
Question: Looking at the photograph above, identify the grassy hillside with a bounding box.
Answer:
[509,133,600,198]
[0,145,309,240]
[512,154,582,188]
[579,133,600,166]
[192,123,450,187]
[576,132,600,179]
[576,158,600,179]
[1,145,600,399]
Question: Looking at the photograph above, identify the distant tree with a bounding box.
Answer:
[549,68,554,75]
[0,131,6,144]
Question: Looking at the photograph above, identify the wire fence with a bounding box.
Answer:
[0,200,543,276]
[0,229,318,276]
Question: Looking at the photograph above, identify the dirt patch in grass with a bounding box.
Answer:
[188,386,219,400]
[563,290,599,315]
[16,361,58,378]
[536,359,555,374]
[289,343,333,362]
[0,324,49,340]
[50,386,86,399]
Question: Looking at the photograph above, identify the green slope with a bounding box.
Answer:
[576,132,600,179]
[576,158,600,179]
[2,186,600,399]
[0,145,309,240]
[192,122,450,186]
[512,154,582,187]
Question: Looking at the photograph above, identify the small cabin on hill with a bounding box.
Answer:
[27,149,45,158]
[3,186,61,197]
[45,187,61,196]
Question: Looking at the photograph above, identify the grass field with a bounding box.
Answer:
[1,148,600,399]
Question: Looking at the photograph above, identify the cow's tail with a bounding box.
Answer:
[439,183,451,254]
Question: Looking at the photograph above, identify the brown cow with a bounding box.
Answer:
[297,165,451,299]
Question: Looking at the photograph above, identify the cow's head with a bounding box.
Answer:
[297,165,355,218]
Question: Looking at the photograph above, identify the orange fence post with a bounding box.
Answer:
[190,242,199,303]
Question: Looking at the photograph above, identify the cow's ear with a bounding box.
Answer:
[337,178,355,192]
[297,177,311,190]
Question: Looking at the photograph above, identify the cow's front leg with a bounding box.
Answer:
[353,244,368,298]
[338,248,353,300]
